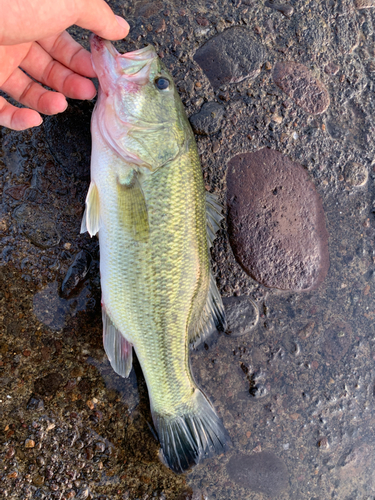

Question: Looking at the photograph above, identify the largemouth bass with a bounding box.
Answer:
[81,34,229,473]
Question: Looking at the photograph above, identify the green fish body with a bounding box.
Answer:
[82,35,229,472]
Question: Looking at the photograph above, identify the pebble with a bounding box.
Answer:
[318,437,329,449]
[325,62,340,75]
[226,148,329,291]
[222,296,259,337]
[194,27,265,90]
[26,397,44,411]
[34,372,64,397]
[13,203,61,248]
[25,439,35,448]
[227,451,289,496]
[5,184,28,201]
[355,0,375,8]
[189,102,225,136]
[264,1,294,18]
[344,162,368,187]
[273,62,330,114]
[61,250,92,298]
[135,1,162,18]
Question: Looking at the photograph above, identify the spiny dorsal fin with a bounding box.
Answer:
[102,309,133,378]
[206,191,224,248]
[80,181,100,237]
[117,169,149,242]
[188,273,226,348]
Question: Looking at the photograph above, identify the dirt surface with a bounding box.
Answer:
[2,0,375,499]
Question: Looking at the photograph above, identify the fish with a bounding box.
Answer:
[81,34,229,473]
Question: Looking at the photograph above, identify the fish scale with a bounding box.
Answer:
[82,34,229,472]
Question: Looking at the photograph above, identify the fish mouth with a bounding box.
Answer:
[90,34,158,89]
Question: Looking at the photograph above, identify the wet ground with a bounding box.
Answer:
[2,0,375,498]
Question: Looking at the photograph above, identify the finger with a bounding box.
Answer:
[1,67,67,115]
[38,31,96,78]
[0,0,129,46]
[20,41,96,100]
[0,95,42,130]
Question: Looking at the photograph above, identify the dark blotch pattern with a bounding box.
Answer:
[227,148,329,291]
[194,27,265,90]
[227,451,289,497]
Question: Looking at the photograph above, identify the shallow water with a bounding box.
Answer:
[2,1,375,499]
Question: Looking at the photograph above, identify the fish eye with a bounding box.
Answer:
[155,77,170,90]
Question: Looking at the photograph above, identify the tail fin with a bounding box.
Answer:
[152,389,230,473]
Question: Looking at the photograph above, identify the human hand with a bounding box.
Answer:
[0,0,129,130]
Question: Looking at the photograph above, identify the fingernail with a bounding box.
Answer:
[115,15,130,33]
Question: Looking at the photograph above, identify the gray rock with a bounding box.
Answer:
[189,102,224,135]
[194,27,265,90]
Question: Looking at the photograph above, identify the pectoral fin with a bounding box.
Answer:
[80,181,101,237]
[117,170,149,242]
[102,309,133,378]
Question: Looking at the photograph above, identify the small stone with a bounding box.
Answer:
[86,400,94,410]
[32,474,45,486]
[212,140,220,153]
[318,437,329,449]
[196,16,209,26]
[135,1,163,18]
[64,242,72,250]
[325,62,339,75]
[355,0,375,8]
[344,162,368,187]
[27,396,44,411]
[273,62,330,114]
[265,1,294,18]
[189,102,225,136]
[25,439,35,448]
[60,250,92,298]
[34,372,63,397]
[155,18,166,33]
[5,184,28,200]
[264,61,272,70]
[222,296,259,336]
[227,452,289,497]
[194,27,265,90]
[227,148,329,291]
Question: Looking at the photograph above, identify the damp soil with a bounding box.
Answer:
[2,0,375,499]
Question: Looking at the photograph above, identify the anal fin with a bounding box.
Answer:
[81,181,100,237]
[117,170,149,242]
[102,309,133,378]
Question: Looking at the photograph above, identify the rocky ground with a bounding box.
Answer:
[2,0,375,499]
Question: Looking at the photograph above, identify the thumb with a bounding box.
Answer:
[75,0,129,40]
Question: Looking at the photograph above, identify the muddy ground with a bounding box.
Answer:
[2,0,375,499]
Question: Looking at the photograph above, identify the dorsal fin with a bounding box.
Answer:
[188,273,226,348]
[206,191,224,247]
[102,309,133,378]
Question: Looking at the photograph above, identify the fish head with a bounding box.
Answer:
[91,35,191,170]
